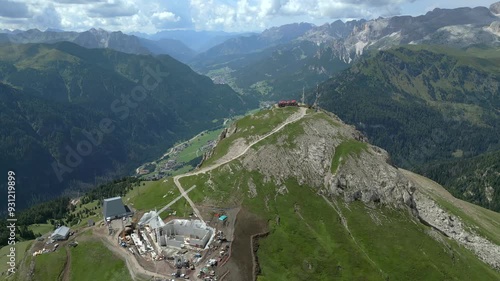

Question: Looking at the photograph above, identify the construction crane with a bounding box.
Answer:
[139,208,172,229]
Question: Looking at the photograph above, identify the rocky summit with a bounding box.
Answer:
[190,106,500,280]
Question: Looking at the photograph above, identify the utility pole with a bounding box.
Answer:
[313,83,320,110]
[301,86,305,105]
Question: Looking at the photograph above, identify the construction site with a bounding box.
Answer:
[95,106,307,280]
[102,206,237,281]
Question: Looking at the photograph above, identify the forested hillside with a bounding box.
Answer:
[309,45,500,210]
[419,150,500,211]
[0,42,254,210]
[193,40,349,98]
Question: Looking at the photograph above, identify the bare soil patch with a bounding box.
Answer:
[60,247,71,281]
[221,208,268,281]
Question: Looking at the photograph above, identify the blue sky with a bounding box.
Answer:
[0,0,497,33]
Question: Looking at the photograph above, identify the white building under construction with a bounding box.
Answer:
[139,211,215,250]
[159,219,213,249]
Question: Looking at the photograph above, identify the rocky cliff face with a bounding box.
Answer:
[302,6,500,63]
[239,110,418,212]
[326,146,417,212]
[339,7,500,62]
[197,3,499,64]
[491,1,500,15]
[413,190,500,269]
[213,108,500,270]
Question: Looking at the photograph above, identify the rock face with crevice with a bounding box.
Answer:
[326,148,418,213]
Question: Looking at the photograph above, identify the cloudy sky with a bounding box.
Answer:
[0,0,497,33]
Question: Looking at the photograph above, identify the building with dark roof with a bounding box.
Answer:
[103,196,132,220]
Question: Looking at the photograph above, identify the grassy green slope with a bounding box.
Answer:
[202,107,299,167]
[178,108,500,280]
[123,179,192,219]
[33,249,67,281]
[330,140,368,173]
[70,240,131,281]
[181,161,500,280]
[0,240,32,278]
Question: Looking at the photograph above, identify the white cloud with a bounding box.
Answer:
[86,0,138,18]
[152,11,180,22]
[187,0,420,31]
[0,0,491,33]
[54,0,104,4]
[33,4,62,29]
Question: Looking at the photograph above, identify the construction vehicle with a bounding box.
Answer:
[278,100,298,107]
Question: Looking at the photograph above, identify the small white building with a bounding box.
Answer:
[51,226,70,241]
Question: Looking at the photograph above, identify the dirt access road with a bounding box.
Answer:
[118,107,306,280]
[93,227,165,281]
[169,107,308,221]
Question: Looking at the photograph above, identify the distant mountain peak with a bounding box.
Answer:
[491,1,500,15]
[260,22,315,40]
[45,28,65,33]
[25,28,42,33]
[88,27,108,34]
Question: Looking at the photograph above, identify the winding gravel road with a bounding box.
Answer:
[168,107,308,221]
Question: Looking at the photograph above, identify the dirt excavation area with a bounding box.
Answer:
[219,208,268,281]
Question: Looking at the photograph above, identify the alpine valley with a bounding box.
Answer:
[0,2,499,281]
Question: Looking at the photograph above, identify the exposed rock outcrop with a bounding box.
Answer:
[240,111,418,213]
[235,109,499,270]
[198,123,238,167]
[327,149,417,214]
[487,21,500,36]
[414,192,500,269]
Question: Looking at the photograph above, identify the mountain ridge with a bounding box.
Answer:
[0,41,253,210]
[0,28,196,62]
[2,106,499,280]
[190,4,499,105]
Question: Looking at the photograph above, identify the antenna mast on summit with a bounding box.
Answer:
[313,83,321,109]
[301,86,305,105]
